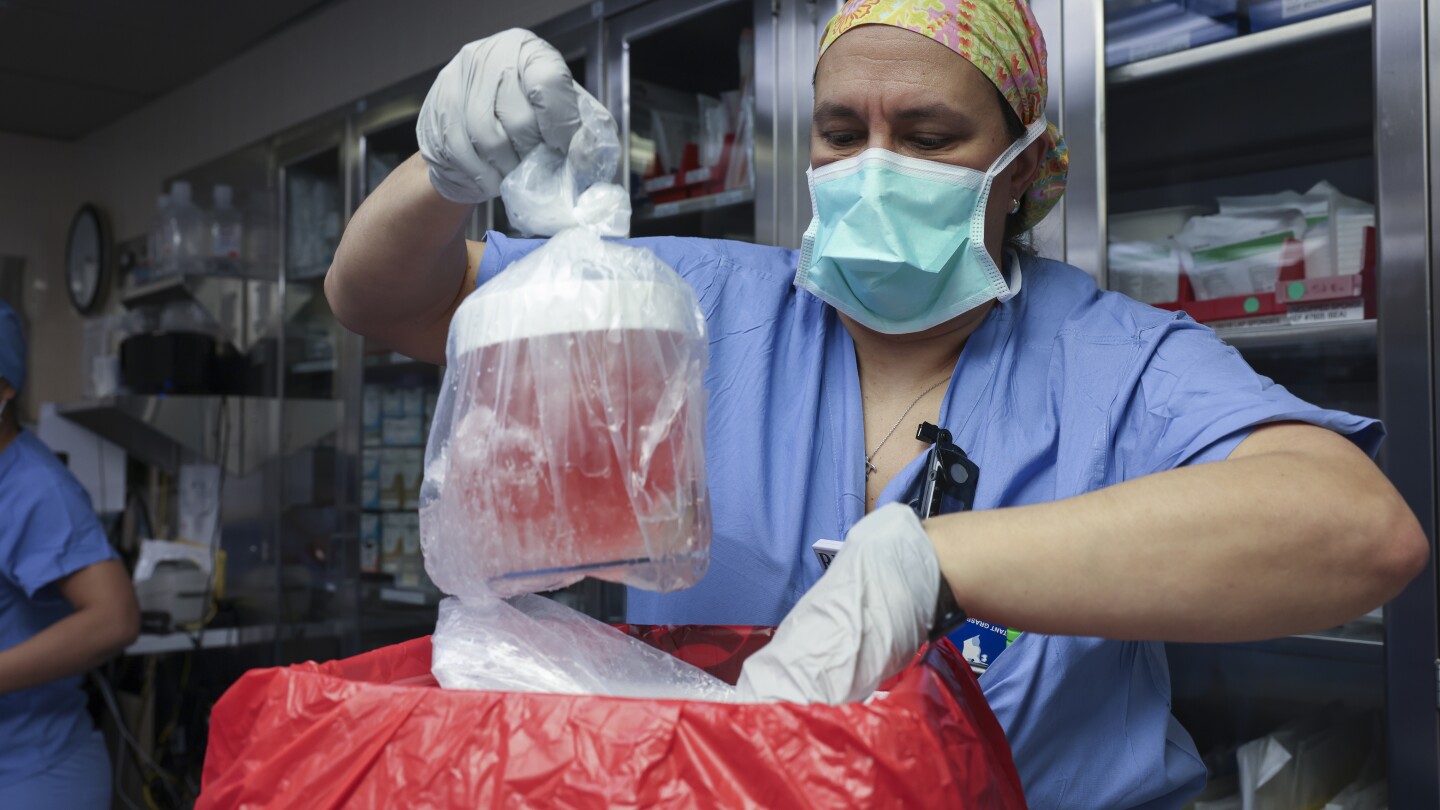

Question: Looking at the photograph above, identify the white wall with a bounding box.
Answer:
[0,133,83,416]
[79,0,593,241]
[9,0,591,411]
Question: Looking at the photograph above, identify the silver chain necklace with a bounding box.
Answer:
[865,377,950,479]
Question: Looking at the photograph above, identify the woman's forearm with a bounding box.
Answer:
[0,605,138,694]
[926,423,1428,643]
[325,152,476,363]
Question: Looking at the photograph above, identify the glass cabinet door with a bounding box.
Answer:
[347,96,448,650]
[1096,2,1386,801]
[608,0,758,241]
[1102,3,1377,415]
[274,130,353,660]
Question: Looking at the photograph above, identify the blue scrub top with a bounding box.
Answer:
[478,232,1379,809]
[0,430,118,789]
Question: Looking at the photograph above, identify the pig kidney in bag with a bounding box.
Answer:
[421,227,711,597]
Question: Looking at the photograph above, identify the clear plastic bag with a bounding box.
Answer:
[431,594,735,700]
[421,228,711,598]
[420,83,711,601]
[499,91,629,238]
[422,78,713,700]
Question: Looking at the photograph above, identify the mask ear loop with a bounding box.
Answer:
[970,117,1050,298]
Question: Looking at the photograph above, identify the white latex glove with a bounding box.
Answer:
[417,29,590,204]
[735,502,942,704]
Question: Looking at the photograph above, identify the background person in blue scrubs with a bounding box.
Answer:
[0,299,141,808]
[324,2,1428,806]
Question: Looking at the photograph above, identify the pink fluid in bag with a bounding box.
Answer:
[432,276,710,597]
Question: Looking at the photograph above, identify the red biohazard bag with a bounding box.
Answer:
[197,626,1025,809]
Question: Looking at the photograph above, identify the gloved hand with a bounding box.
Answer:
[735,502,942,704]
[417,29,592,204]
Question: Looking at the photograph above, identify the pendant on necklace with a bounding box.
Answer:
[865,459,877,479]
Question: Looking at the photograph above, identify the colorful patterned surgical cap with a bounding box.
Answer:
[818,0,1069,231]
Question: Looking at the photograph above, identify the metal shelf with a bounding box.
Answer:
[364,351,424,367]
[1214,318,1376,350]
[1109,6,1372,84]
[125,620,349,656]
[119,272,309,353]
[1231,623,1384,664]
[291,359,337,374]
[1169,622,1384,665]
[634,187,754,221]
[59,395,340,476]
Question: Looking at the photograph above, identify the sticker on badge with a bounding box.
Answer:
[812,539,843,570]
[951,618,1013,672]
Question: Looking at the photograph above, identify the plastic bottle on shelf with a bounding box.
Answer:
[148,192,172,278]
[207,184,244,275]
[162,181,207,276]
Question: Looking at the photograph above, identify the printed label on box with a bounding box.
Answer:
[1286,299,1364,325]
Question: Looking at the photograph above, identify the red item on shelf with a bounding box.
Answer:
[197,628,1026,810]
[1151,235,1376,324]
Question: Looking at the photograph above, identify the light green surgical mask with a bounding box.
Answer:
[795,118,1047,334]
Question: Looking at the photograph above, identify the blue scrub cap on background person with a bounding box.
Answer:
[0,298,26,393]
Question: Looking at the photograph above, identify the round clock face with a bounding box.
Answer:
[67,206,106,314]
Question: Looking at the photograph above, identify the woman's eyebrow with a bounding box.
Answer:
[813,101,862,121]
[894,103,968,122]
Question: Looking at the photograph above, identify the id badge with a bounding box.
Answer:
[950,619,1021,672]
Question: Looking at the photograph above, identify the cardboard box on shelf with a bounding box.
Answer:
[360,514,381,574]
[381,512,413,576]
[401,512,421,557]
[363,386,382,446]
[383,414,424,446]
[402,448,424,508]
[378,449,406,511]
[381,386,405,418]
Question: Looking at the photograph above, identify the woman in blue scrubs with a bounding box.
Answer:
[325,2,1428,806]
[0,299,140,808]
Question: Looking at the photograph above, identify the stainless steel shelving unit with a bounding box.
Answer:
[1055,0,1439,803]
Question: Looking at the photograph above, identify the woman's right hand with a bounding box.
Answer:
[417,29,586,204]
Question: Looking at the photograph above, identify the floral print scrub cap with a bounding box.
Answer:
[818,0,1069,232]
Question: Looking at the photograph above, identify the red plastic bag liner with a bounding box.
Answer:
[198,626,1025,809]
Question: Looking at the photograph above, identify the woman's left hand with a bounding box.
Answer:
[735,503,941,704]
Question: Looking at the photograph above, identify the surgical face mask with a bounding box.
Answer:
[795,117,1048,334]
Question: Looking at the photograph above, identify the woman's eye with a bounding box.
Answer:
[910,135,950,150]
